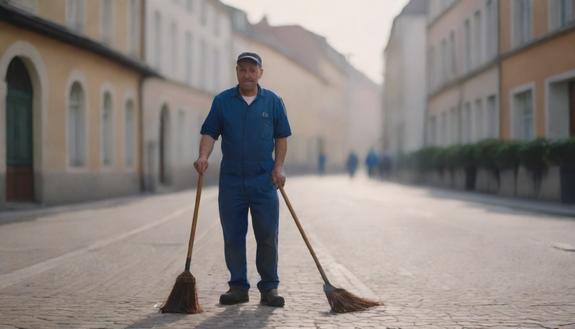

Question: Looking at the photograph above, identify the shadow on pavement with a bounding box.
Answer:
[123,305,276,329]
[124,312,188,329]
[195,304,276,329]
[422,185,575,220]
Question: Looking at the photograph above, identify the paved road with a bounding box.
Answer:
[0,175,574,328]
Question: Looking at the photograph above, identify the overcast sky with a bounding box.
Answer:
[221,0,409,85]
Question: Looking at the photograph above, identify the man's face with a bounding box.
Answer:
[236,60,263,91]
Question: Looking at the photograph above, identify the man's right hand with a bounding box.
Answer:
[194,156,209,174]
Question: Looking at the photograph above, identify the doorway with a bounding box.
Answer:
[569,81,575,136]
[159,106,171,185]
[5,57,34,202]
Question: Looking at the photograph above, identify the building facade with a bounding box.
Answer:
[141,0,234,191]
[382,0,427,157]
[0,0,151,208]
[426,0,500,147]
[499,0,575,140]
[228,13,362,173]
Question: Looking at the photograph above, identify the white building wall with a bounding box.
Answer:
[427,0,500,147]
[383,13,427,157]
[145,0,234,93]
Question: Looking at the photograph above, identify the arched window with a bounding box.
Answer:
[68,82,86,167]
[101,92,114,166]
[124,100,135,167]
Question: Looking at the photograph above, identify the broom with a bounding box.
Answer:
[160,174,204,314]
[278,186,381,313]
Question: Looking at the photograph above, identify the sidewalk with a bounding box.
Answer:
[386,179,575,218]
[0,193,158,225]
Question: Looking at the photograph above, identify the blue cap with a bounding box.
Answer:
[237,52,262,67]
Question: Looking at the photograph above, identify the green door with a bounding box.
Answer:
[570,81,575,137]
[5,58,34,201]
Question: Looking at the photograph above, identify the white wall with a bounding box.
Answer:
[145,0,234,93]
[383,14,427,156]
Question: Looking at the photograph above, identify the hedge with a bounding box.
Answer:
[397,137,574,174]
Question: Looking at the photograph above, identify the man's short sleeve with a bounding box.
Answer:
[200,97,223,140]
[274,97,292,138]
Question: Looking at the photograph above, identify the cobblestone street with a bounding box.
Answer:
[0,175,574,328]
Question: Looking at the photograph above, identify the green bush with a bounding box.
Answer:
[398,137,575,181]
[518,138,550,174]
[494,140,522,171]
[458,144,477,169]
[548,138,575,167]
[444,145,463,171]
[474,139,501,172]
[432,148,450,172]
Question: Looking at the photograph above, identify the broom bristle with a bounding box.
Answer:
[160,271,202,314]
[325,287,381,313]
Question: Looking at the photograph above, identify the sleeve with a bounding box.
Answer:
[273,97,292,138]
[200,96,223,140]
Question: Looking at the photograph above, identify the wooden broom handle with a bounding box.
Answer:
[185,174,203,271]
[279,186,331,285]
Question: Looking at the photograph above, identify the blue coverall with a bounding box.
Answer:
[200,85,292,292]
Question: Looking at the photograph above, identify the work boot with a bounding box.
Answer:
[219,286,249,305]
[260,289,285,307]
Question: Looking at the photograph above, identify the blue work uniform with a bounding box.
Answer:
[200,85,291,292]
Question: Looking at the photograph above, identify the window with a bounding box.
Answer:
[68,82,86,167]
[464,19,471,73]
[200,38,207,90]
[474,10,482,67]
[186,0,194,12]
[185,32,193,85]
[128,0,140,57]
[213,47,219,91]
[549,0,575,30]
[153,11,162,70]
[450,107,458,144]
[66,0,84,32]
[429,116,437,146]
[513,89,534,140]
[171,21,178,76]
[441,112,448,146]
[474,99,484,141]
[201,0,207,26]
[449,31,456,78]
[178,110,186,161]
[124,100,135,167]
[214,11,220,36]
[486,0,498,59]
[428,46,435,90]
[441,38,448,85]
[487,95,499,138]
[513,0,532,47]
[102,92,114,166]
[7,0,37,13]
[101,0,114,45]
[464,102,472,143]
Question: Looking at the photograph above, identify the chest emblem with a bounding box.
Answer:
[262,112,269,118]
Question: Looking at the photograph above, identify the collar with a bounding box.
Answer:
[234,84,264,99]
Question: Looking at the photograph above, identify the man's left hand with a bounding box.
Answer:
[272,167,286,189]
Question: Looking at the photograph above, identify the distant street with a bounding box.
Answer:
[0,175,574,329]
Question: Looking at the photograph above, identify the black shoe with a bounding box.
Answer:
[260,289,285,307]
[219,287,249,305]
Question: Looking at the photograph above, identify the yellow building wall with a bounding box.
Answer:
[0,22,142,173]
[35,0,135,57]
[244,39,348,168]
[500,31,575,138]
[499,0,575,138]
[500,0,553,54]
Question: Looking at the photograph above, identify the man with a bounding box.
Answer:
[194,52,291,307]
